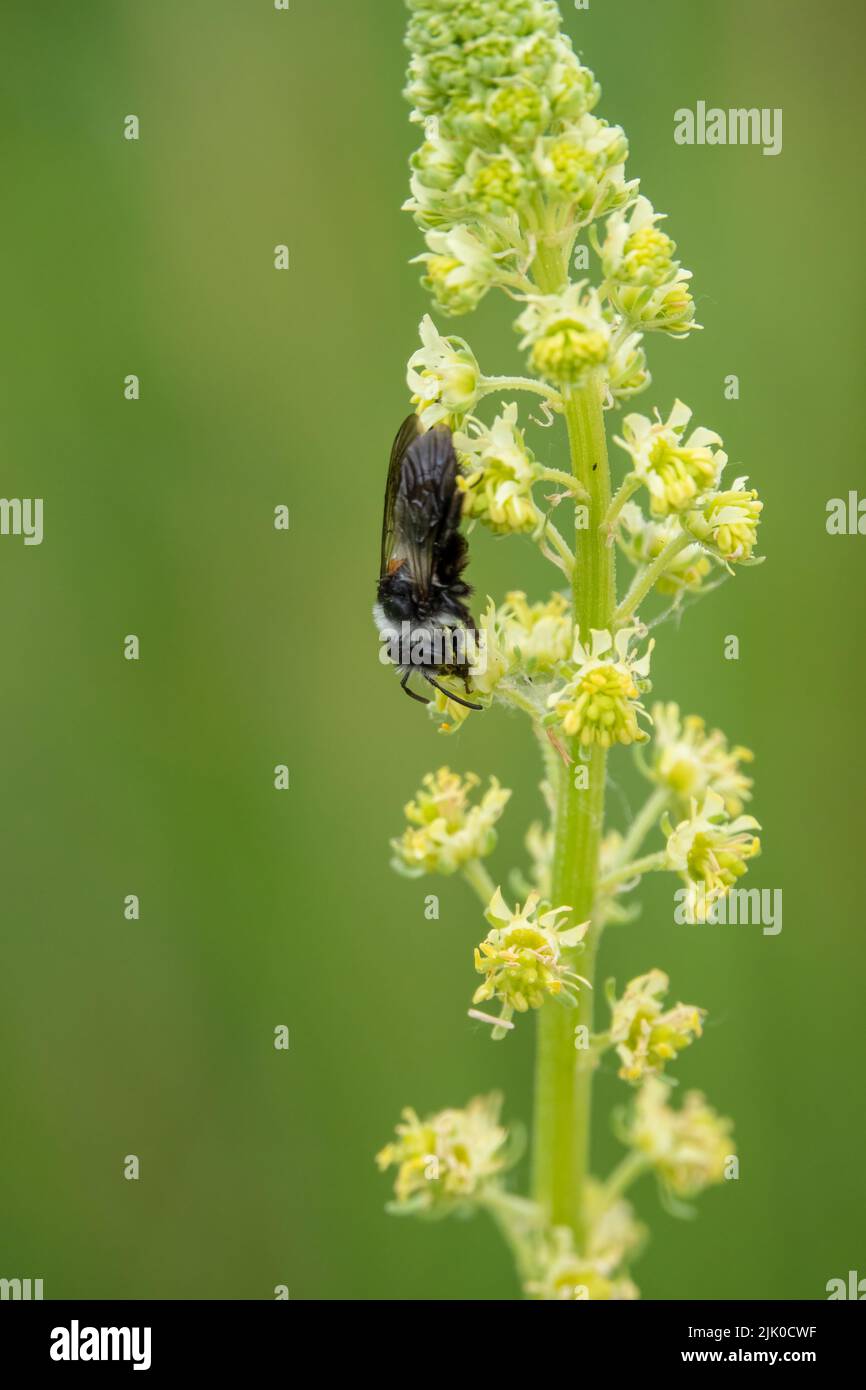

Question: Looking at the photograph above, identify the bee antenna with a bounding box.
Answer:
[424,674,483,711]
[400,670,432,704]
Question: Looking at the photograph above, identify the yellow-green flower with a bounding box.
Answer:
[547,627,653,748]
[391,767,511,876]
[376,1093,509,1215]
[472,887,588,1038]
[625,1077,735,1199]
[685,478,764,565]
[645,278,697,335]
[599,195,680,288]
[549,47,601,123]
[612,280,698,337]
[617,504,711,596]
[454,404,540,534]
[411,226,505,316]
[495,589,573,674]
[407,314,482,426]
[664,789,761,906]
[609,969,704,1084]
[517,283,611,388]
[615,401,726,518]
[648,702,754,816]
[534,114,631,218]
[526,1224,639,1301]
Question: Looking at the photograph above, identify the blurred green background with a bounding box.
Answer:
[1,0,863,1300]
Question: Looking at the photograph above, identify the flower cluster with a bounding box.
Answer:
[608,969,704,1084]
[454,404,541,533]
[612,402,764,595]
[615,401,726,518]
[624,1078,735,1199]
[517,283,610,388]
[526,1225,639,1301]
[427,591,574,734]
[547,627,653,748]
[526,1180,644,1299]
[684,478,764,565]
[598,196,697,334]
[404,0,617,314]
[376,1093,509,1215]
[391,767,511,876]
[647,703,754,816]
[496,589,572,674]
[664,789,761,918]
[408,315,482,427]
[472,887,588,1038]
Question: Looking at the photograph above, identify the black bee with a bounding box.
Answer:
[374,413,482,709]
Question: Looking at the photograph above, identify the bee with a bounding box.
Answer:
[374,413,482,710]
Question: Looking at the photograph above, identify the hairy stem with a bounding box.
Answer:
[603,473,640,532]
[528,228,615,1247]
[540,514,576,574]
[480,375,561,403]
[615,531,691,626]
[538,465,589,500]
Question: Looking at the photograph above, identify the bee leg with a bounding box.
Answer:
[424,674,483,711]
[400,669,430,704]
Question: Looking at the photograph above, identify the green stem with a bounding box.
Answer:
[480,375,561,403]
[537,465,589,501]
[603,473,640,532]
[602,1150,650,1207]
[613,785,671,868]
[499,684,544,722]
[598,850,666,894]
[539,514,575,575]
[614,531,691,627]
[527,228,614,1250]
[463,859,497,907]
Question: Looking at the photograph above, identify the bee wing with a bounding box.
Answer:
[380,413,423,579]
[394,424,459,600]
